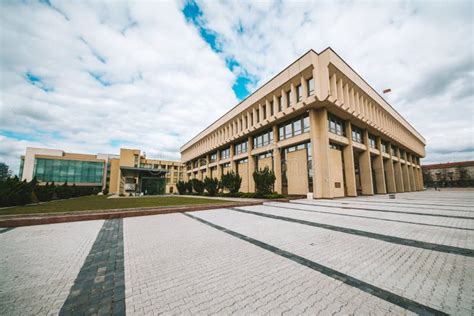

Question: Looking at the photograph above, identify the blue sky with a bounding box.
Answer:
[0,0,473,174]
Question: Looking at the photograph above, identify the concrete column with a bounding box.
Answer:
[217,150,222,180]
[230,145,236,172]
[290,83,297,106]
[373,137,386,194]
[418,167,424,190]
[301,75,308,100]
[408,154,416,191]
[393,148,404,192]
[272,95,278,116]
[205,154,210,179]
[281,88,287,111]
[252,108,257,126]
[247,136,256,192]
[272,125,282,194]
[309,108,333,198]
[265,99,271,119]
[360,130,374,195]
[384,144,397,193]
[343,123,357,197]
[402,152,411,192]
[414,166,421,191]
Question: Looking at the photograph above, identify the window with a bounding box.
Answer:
[33,158,104,184]
[297,84,303,102]
[222,162,231,168]
[328,114,345,136]
[234,141,248,155]
[368,134,377,149]
[391,146,397,156]
[250,113,253,126]
[237,158,248,164]
[253,130,273,148]
[307,77,314,96]
[262,106,266,120]
[351,125,363,143]
[270,101,274,116]
[220,148,230,159]
[278,96,282,112]
[278,113,310,140]
[257,152,272,159]
[381,141,388,153]
[210,152,217,162]
[256,109,260,123]
[286,90,292,107]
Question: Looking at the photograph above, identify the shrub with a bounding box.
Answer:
[204,177,219,196]
[220,171,241,194]
[253,167,276,196]
[176,180,187,195]
[186,180,193,194]
[191,178,205,194]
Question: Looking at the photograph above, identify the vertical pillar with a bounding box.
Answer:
[402,151,411,192]
[230,145,236,172]
[373,137,386,194]
[360,130,374,195]
[393,148,404,192]
[384,144,397,193]
[217,150,222,180]
[301,75,308,101]
[408,154,416,191]
[272,125,282,194]
[309,108,333,198]
[343,123,357,197]
[247,135,256,192]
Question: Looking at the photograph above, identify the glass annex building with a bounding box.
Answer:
[33,158,104,184]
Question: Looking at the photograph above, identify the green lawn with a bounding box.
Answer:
[0,195,234,216]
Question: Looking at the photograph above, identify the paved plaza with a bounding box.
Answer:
[1,190,473,315]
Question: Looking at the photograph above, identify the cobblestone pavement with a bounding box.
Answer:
[1,190,473,315]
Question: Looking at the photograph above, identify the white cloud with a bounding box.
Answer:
[0,0,238,173]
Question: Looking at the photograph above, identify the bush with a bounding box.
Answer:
[176,180,187,195]
[186,180,193,194]
[191,178,205,194]
[220,171,241,194]
[253,167,276,196]
[204,177,219,196]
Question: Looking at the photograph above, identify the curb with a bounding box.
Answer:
[0,201,267,228]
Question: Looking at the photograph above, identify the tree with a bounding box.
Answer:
[457,166,471,187]
[220,171,241,194]
[253,167,276,196]
[422,170,433,187]
[176,180,187,195]
[204,177,219,196]
[186,180,193,194]
[0,162,12,181]
[191,178,205,194]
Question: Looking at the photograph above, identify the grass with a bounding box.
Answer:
[0,195,234,216]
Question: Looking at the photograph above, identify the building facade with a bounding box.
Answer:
[20,147,184,195]
[422,161,474,187]
[180,48,426,198]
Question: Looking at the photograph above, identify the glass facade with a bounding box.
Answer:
[278,113,310,141]
[33,158,104,184]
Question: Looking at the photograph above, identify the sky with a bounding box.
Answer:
[0,0,473,175]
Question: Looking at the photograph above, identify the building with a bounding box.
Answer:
[422,161,474,187]
[20,147,184,195]
[180,48,426,198]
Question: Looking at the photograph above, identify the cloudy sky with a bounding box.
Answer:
[0,0,473,174]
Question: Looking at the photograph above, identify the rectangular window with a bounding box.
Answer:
[220,148,230,160]
[262,107,266,120]
[307,77,315,96]
[351,125,363,143]
[270,101,274,116]
[33,158,104,184]
[278,96,282,112]
[256,109,260,123]
[297,84,303,102]
[278,113,310,141]
[368,134,377,149]
[210,153,217,162]
[286,90,292,107]
[381,141,387,153]
[253,130,273,148]
[328,114,345,136]
[234,141,248,155]
[250,113,253,126]
[391,146,397,156]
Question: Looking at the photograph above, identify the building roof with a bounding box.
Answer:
[422,161,474,170]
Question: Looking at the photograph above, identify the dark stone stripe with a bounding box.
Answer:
[60,219,125,316]
[229,207,474,257]
[265,203,474,231]
[294,201,474,220]
[0,227,14,234]
[184,212,447,316]
[337,200,474,212]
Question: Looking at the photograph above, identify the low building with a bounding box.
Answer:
[180,48,426,197]
[19,147,184,195]
[422,161,474,187]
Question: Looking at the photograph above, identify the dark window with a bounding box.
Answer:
[307,77,315,96]
[33,158,104,184]
[286,90,292,107]
[381,141,388,153]
[220,148,230,159]
[253,130,274,149]
[270,101,274,116]
[368,134,377,149]
[328,114,345,136]
[256,109,260,123]
[278,96,282,112]
[234,141,248,155]
[278,113,311,141]
[210,153,217,162]
[391,146,397,156]
[297,84,303,102]
[351,125,363,143]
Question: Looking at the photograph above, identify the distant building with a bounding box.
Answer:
[422,161,474,187]
[19,147,184,195]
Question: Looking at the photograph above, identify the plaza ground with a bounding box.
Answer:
[0,190,473,315]
[0,195,236,216]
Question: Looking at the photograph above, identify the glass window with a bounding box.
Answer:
[270,101,274,116]
[33,158,104,184]
[256,109,260,123]
[351,125,363,143]
[220,148,230,159]
[278,113,310,141]
[328,114,345,136]
[210,152,217,162]
[278,96,282,112]
[286,90,292,107]
[297,84,303,102]
[368,134,377,149]
[253,130,273,148]
[234,141,248,155]
[307,77,315,96]
[381,141,387,153]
